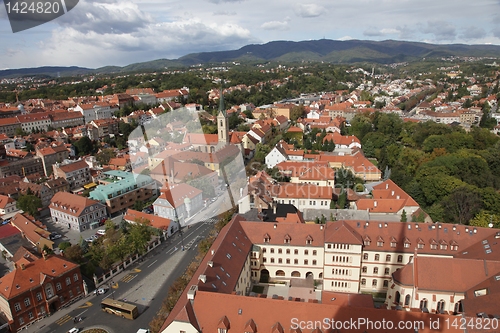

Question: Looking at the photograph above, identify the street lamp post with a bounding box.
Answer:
[108,280,115,300]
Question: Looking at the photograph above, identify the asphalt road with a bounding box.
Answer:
[35,219,215,333]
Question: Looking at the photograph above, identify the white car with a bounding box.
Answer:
[68,328,80,333]
[94,287,108,295]
[96,229,106,235]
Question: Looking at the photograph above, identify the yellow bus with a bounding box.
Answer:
[101,298,138,319]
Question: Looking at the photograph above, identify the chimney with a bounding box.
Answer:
[42,250,47,260]
[374,201,377,207]
[274,224,277,229]
[320,225,324,230]
[207,261,214,267]
[20,263,25,270]
[211,250,215,255]
[199,275,207,283]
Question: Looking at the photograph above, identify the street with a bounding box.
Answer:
[27,219,215,333]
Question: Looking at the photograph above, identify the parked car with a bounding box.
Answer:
[68,328,80,333]
[96,229,106,236]
[85,237,94,243]
[50,233,62,240]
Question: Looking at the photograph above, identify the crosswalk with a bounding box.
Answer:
[55,314,72,326]
[121,274,137,283]
[204,217,218,224]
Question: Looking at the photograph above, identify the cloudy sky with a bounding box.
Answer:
[1,0,500,69]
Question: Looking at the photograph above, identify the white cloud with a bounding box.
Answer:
[363,27,399,37]
[337,36,353,41]
[460,26,487,40]
[57,0,153,33]
[28,18,257,67]
[261,19,290,31]
[420,20,457,41]
[294,3,325,18]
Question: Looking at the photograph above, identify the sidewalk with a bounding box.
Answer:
[25,236,185,333]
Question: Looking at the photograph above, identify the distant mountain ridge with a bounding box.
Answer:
[2,39,500,78]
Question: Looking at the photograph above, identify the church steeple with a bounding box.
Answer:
[217,80,229,144]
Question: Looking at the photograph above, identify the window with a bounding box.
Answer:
[294,259,298,264]
[362,266,367,273]
[270,248,274,253]
[386,254,391,261]
[19,317,24,325]
[69,290,73,298]
[262,257,267,263]
[418,243,424,249]
[397,255,403,263]
[363,253,368,260]
[294,249,298,255]
[304,250,308,255]
[377,241,383,247]
[372,279,377,287]
[384,268,390,275]
[66,277,71,286]
[270,258,275,263]
[278,249,282,254]
[262,248,267,253]
[361,278,366,286]
[286,249,290,254]
[313,250,317,256]
[304,259,308,265]
[373,267,378,274]
[14,302,21,312]
[36,292,42,302]
[312,260,317,265]
[24,298,30,307]
[374,254,380,261]
[278,258,282,264]
[431,243,437,250]
[383,280,389,288]
[286,259,290,264]
[28,311,34,319]
[405,294,411,306]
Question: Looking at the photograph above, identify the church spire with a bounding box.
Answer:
[217,79,229,144]
[218,79,226,117]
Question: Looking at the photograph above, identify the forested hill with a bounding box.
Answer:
[2,39,500,78]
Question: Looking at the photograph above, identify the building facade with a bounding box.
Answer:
[0,255,84,332]
[50,192,107,231]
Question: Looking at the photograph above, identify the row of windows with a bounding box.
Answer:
[14,274,78,312]
[363,253,404,263]
[332,256,352,263]
[332,268,351,276]
[331,281,351,288]
[362,267,391,275]
[262,257,317,265]
[365,240,458,251]
[327,243,351,250]
[361,279,390,288]
[263,248,317,256]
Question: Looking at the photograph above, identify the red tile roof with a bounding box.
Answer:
[0,255,79,299]
[124,209,172,230]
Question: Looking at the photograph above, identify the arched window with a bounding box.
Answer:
[437,300,446,314]
[405,294,411,306]
[394,291,401,304]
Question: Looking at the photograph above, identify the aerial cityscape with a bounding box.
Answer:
[0,2,500,333]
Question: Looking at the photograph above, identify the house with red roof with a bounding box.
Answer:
[153,183,203,226]
[0,254,84,332]
[124,208,177,237]
[10,213,53,252]
[354,179,420,217]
